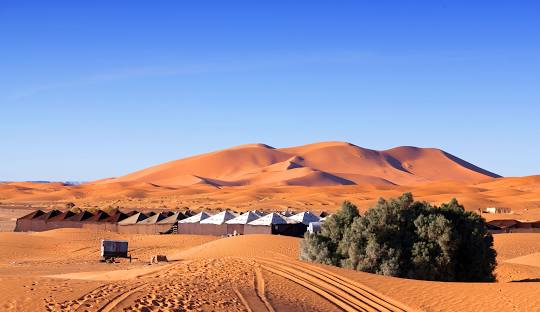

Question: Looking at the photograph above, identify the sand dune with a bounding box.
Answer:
[97,141,500,187]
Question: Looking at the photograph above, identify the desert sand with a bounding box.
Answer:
[2,175,540,223]
[2,142,540,311]
[2,142,540,221]
[1,229,540,311]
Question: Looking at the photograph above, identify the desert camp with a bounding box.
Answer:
[14,209,322,237]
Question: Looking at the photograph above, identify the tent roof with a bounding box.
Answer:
[487,219,520,229]
[86,211,111,222]
[67,211,94,222]
[178,211,211,224]
[289,211,320,225]
[36,210,63,220]
[124,210,140,217]
[226,211,261,224]
[200,211,237,224]
[19,210,45,220]
[48,210,76,221]
[281,210,295,217]
[248,213,295,225]
[105,212,129,223]
[157,212,187,224]
[118,212,149,225]
[137,212,169,224]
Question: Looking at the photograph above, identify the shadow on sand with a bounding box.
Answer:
[511,278,540,283]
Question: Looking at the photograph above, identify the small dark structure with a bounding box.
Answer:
[101,239,130,263]
[487,219,540,233]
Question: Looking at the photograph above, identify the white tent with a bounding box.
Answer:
[248,213,294,226]
[226,211,261,224]
[137,212,169,224]
[200,211,237,225]
[118,212,149,225]
[178,211,211,224]
[289,211,320,225]
[157,212,186,224]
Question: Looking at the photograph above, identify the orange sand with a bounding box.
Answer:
[2,175,540,221]
[0,229,539,311]
[1,141,540,311]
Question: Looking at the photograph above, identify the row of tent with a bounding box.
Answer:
[174,210,325,237]
[487,219,540,233]
[14,209,194,234]
[15,208,328,237]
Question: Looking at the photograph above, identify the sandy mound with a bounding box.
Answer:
[173,234,301,260]
[493,233,540,260]
[505,253,540,268]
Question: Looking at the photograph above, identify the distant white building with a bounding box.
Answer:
[484,207,512,214]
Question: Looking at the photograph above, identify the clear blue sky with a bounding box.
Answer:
[1,1,539,181]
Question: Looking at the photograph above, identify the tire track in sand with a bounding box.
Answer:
[232,287,254,312]
[254,265,276,312]
[96,282,149,312]
[71,283,139,312]
[256,258,412,312]
[264,257,411,311]
[66,262,186,311]
[94,262,189,312]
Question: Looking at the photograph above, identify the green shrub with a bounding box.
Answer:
[299,193,497,282]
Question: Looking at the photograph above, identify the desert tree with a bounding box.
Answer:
[300,193,497,282]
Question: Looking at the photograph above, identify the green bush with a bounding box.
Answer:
[300,193,497,282]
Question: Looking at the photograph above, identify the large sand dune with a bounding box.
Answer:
[101,141,501,187]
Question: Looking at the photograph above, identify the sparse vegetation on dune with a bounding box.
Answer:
[300,193,497,282]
